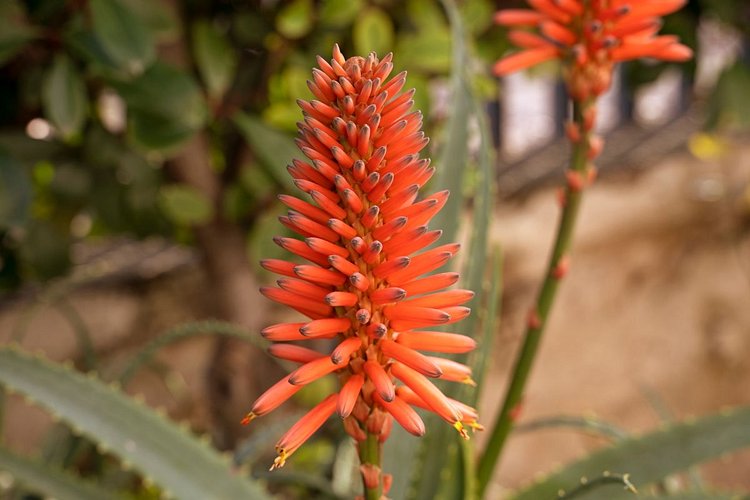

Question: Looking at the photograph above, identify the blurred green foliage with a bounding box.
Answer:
[0,0,505,294]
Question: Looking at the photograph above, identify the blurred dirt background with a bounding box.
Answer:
[1,137,749,495]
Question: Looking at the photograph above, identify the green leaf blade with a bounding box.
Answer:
[112,62,207,152]
[233,112,297,192]
[0,347,272,500]
[275,0,314,39]
[0,1,38,66]
[42,54,88,140]
[353,7,395,56]
[192,20,238,101]
[0,446,120,500]
[90,0,155,75]
[0,147,32,229]
[512,407,750,500]
[158,184,214,226]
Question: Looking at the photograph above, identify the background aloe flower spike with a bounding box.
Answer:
[494,0,693,100]
[243,45,479,494]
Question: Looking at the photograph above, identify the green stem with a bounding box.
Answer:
[360,430,382,500]
[476,99,594,497]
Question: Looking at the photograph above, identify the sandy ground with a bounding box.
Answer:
[482,139,750,496]
[1,138,749,497]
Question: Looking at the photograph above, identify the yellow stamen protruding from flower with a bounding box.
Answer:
[240,412,256,425]
[453,421,470,440]
[270,449,288,471]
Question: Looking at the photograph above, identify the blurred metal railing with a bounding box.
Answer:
[494,66,700,198]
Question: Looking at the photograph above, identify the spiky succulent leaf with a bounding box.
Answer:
[0,346,271,500]
[118,319,267,385]
[512,407,750,500]
[0,446,120,500]
[408,2,487,499]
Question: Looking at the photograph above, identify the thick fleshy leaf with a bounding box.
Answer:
[118,320,268,385]
[89,0,155,75]
[0,446,120,500]
[430,6,469,247]
[514,414,629,441]
[42,54,88,139]
[404,2,481,499]
[0,347,272,500]
[512,407,750,500]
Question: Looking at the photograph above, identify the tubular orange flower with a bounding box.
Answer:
[243,46,479,493]
[493,0,693,99]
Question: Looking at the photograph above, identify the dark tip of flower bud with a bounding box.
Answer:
[357,309,371,324]
[602,36,618,48]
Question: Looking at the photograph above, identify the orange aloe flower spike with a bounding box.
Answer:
[245,47,477,478]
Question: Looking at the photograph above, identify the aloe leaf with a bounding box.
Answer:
[407,2,478,499]
[556,471,637,499]
[514,414,628,441]
[512,407,750,500]
[255,469,346,499]
[465,247,501,409]
[461,88,500,405]
[0,347,272,500]
[233,112,297,193]
[0,446,119,500]
[54,299,98,371]
[430,0,470,247]
[118,320,268,386]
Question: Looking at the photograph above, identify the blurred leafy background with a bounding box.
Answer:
[0,0,749,498]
